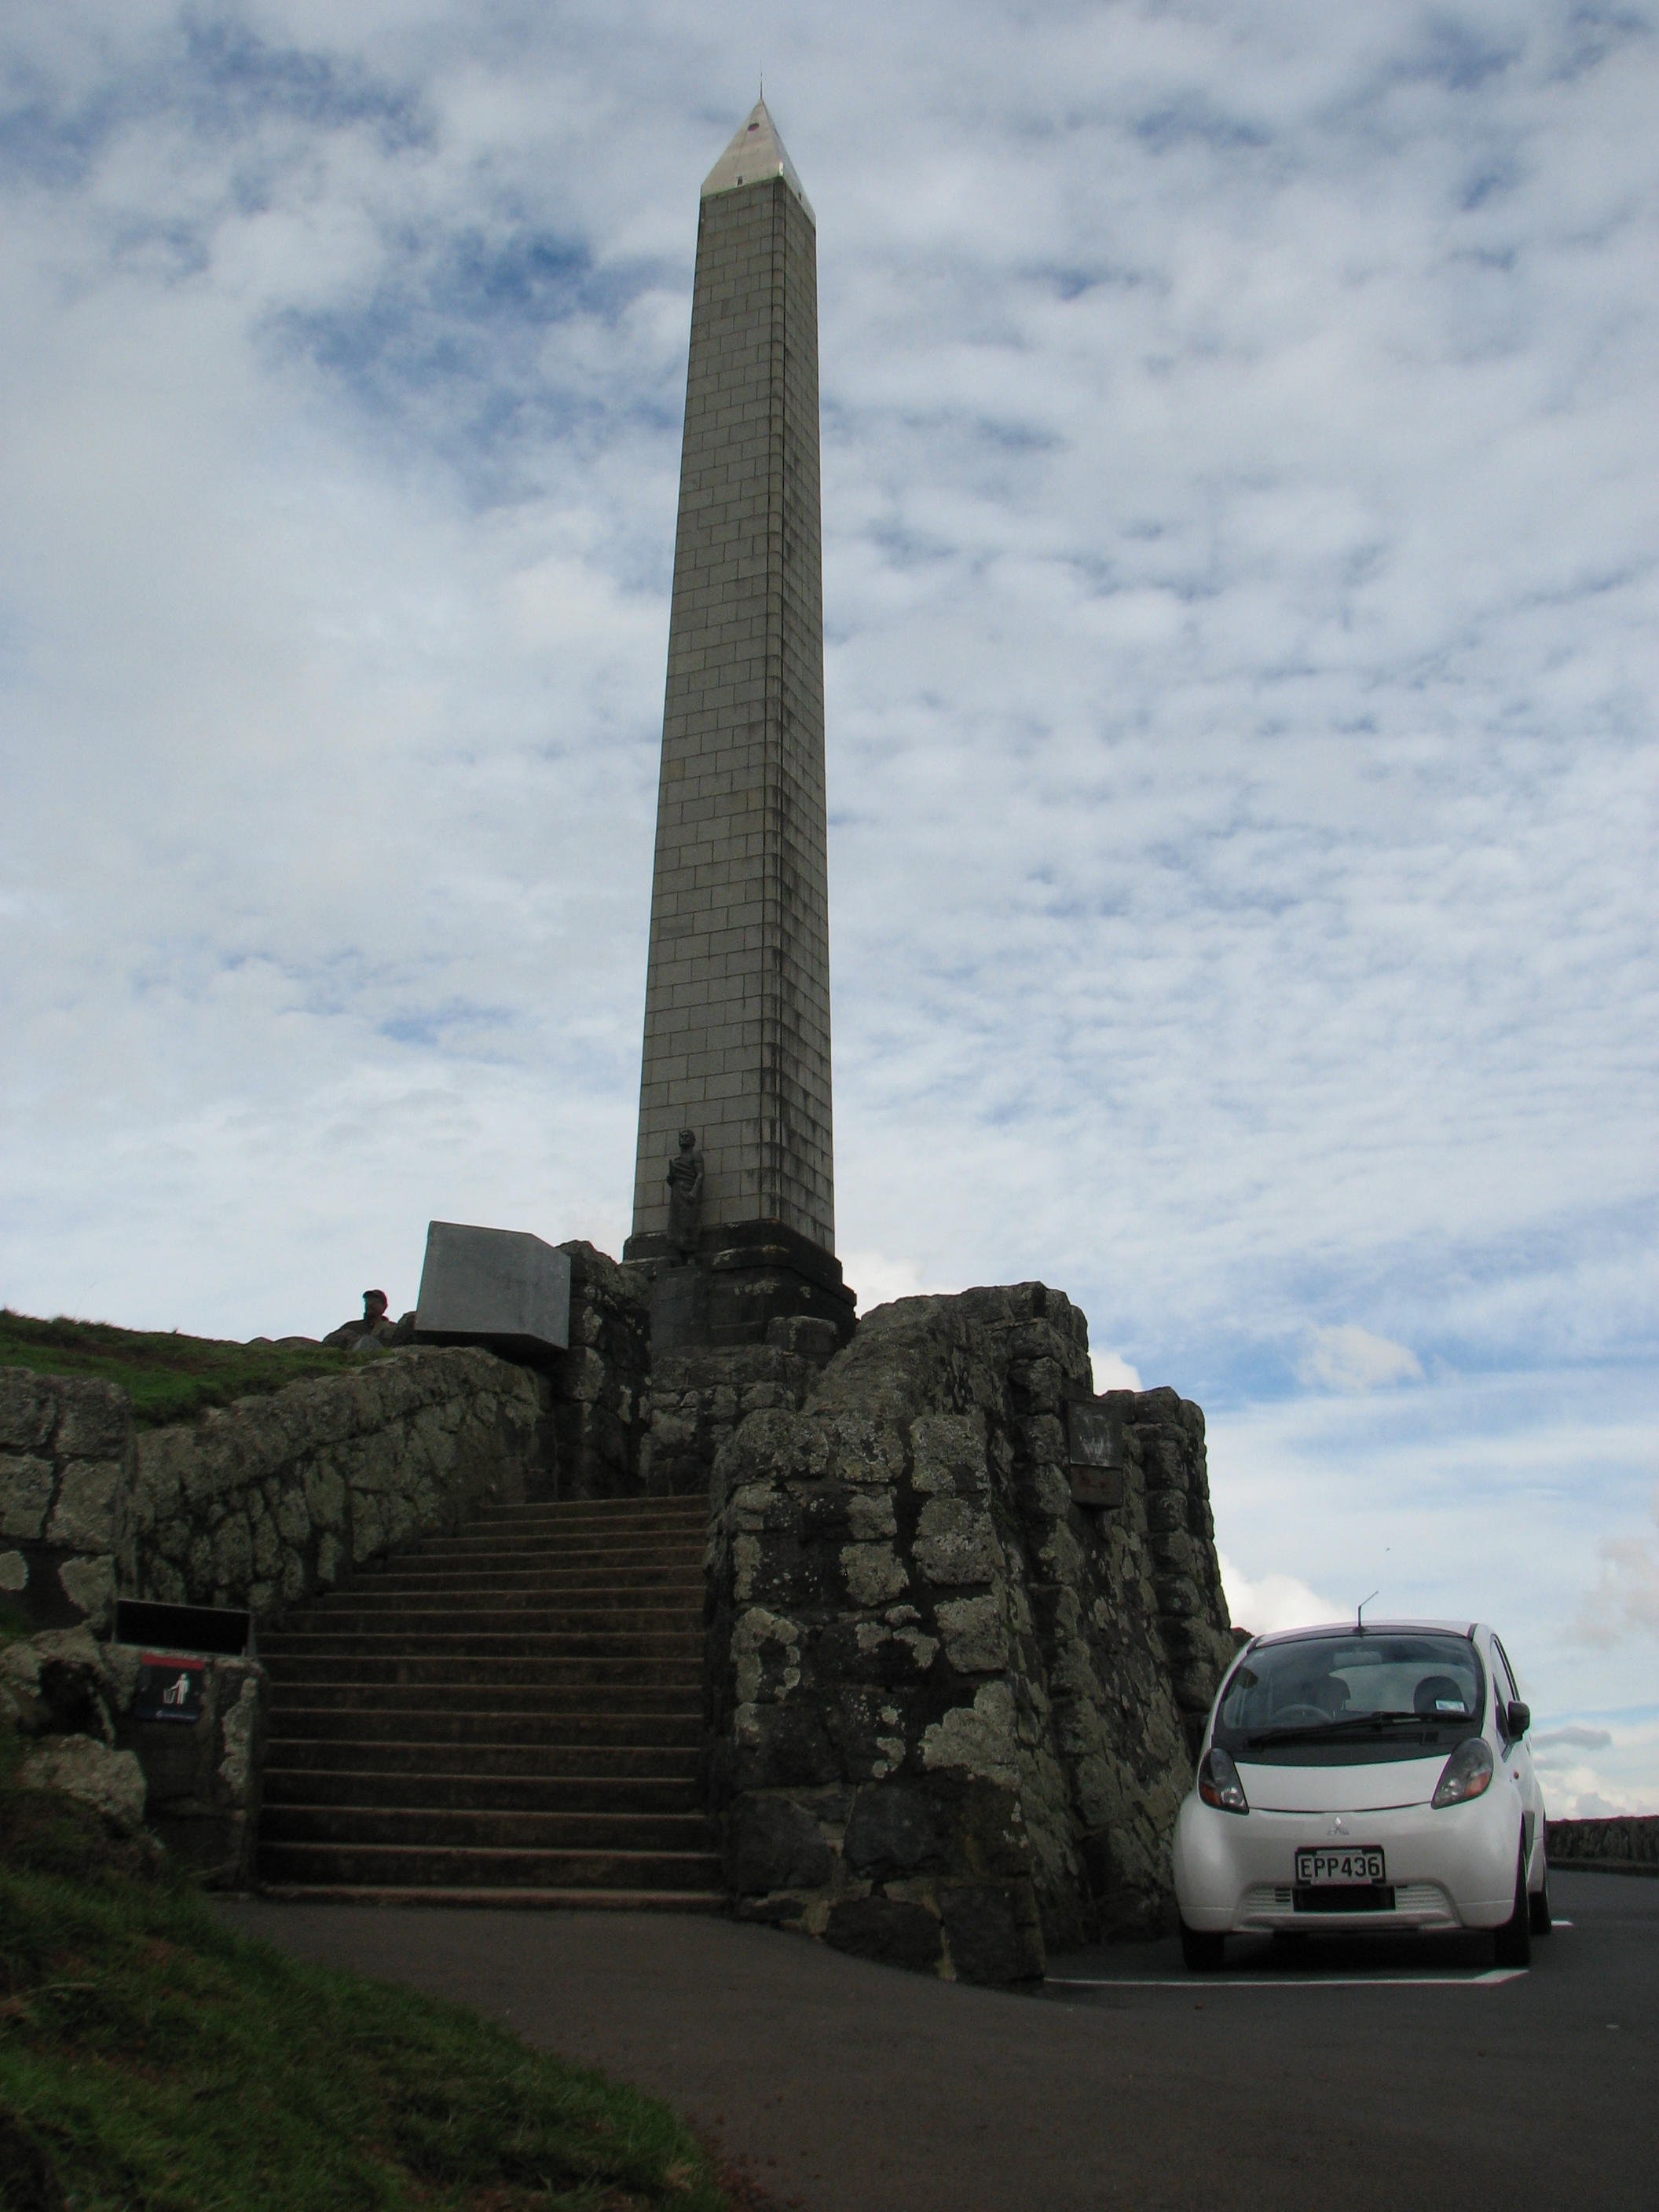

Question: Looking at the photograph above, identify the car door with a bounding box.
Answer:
[1492,1633,1544,1873]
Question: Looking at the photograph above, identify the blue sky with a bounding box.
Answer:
[2,2,1656,1811]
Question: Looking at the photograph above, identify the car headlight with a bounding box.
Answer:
[1431,1736,1494,1807]
[1198,1746,1249,1815]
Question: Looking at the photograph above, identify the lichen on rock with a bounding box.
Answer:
[702,1284,1235,1984]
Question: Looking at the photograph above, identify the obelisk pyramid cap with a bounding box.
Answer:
[701,97,814,221]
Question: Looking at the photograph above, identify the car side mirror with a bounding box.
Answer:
[1506,1700,1530,1739]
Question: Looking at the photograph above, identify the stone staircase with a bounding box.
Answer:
[255,1495,724,1909]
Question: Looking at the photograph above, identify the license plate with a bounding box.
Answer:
[1295,1846,1386,1886]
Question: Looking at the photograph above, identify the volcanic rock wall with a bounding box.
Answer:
[702,1286,1236,1982]
[134,1349,548,1623]
[547,1243,653,1496]
[2,1350,549,1638]
[1,1369,137,1635]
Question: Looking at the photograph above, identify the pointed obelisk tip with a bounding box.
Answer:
[701,97,814,222]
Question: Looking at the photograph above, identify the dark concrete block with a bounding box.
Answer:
[414,1221,571,1361]
[650,1264,712,1353]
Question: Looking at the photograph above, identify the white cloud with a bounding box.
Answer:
[1296,1326,1425,1396]
[1533,1726,1613,1756]
[1570,1485,1659,1648]
[1091,1353,1143,1393]
[0,5,1655,1790]
[1218,1552,1342,1639]
[840,1251,954,1313]
[1528,1712,1659,1820]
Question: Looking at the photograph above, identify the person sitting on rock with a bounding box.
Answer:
[323,1290,397,1350]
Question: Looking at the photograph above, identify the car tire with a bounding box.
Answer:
[1180,1923,1225,1972]
[1493,1839,1533,1968]
[1529,1851,1552,1936]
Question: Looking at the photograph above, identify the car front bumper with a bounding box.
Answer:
[1173,1789,1522,1936]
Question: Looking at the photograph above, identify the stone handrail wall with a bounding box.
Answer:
[134,1348,549,1623]
[1,1369,138,1635]
[2,1348,549,1638]
[702,1284,1236,1983]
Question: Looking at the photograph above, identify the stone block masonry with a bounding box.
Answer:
[1,1368,138,1635]
[546,1242,654,1497]
[134,1350,549,1621]
[641,1334,833,1497]
[631,106,834,1254]
[701,1287,1237,1982]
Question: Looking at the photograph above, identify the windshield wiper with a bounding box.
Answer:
[1241,1713,1456,1749]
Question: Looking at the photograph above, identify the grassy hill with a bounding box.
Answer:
[0,1737,742,2212]
[0,1310,375,1430]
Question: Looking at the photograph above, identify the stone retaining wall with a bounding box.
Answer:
[1,1625,266,1887]
[1,1370,138,1635]
[702,1285,1236,1984]
[642,1344,826,1496]
[134,1348,549,1624]
[3,1349,550,1639]
[548,1243,653,1497]
[1547,1815,1659,1872]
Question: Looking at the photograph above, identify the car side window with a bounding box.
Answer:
[1491,1639,1518,1741]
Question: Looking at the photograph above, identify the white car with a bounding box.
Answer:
[1172,1620,1550,1970]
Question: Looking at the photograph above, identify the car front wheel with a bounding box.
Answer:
[1493,1839,1533,1968]
[1180,1922,1225,1972]
[1529,1851,1553,1936]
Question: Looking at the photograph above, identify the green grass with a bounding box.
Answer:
[0,1310,380,1430]
[0,1763,734,2212]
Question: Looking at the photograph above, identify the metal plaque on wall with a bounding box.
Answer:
[1066,1401,1125,1508]
[133,1653,206,1724]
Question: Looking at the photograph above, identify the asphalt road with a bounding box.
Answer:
[217,1871,1654,2211]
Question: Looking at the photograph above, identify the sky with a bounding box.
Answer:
[2,2,1655,1813]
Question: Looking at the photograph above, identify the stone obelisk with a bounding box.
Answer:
[624,100,855,1351]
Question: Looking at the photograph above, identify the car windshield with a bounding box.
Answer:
[1212,1631,1485,1766]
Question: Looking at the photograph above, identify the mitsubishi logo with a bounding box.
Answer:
[1330,1815,1348,1835]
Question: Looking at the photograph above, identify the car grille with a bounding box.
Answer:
[1240,1885,1295,1920]
[1294,1884,1397,1914]
[1236,1881,1459,1928]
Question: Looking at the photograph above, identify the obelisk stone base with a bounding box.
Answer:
[624,1221,856,1355]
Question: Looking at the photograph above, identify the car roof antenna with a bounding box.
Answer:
[1356,1590,1379,1629]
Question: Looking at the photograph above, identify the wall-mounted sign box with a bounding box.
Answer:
[115,1599,253,1657]
[1066,1399,1125,1508]
[133,1652,206,1724]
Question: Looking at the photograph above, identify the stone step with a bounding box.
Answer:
[263,1654,701,1689]
[262,1769,701,1814]
[343,1568,704,1596]
[258,1885,728,1914]
[262,1630,704,1662]
[257,1490,719,1914]
[256,1842,726,1892]
[471,1504,708,1528]
[261,1803,713,1852]
[413,1539,708,1557]
[265,1707,701,1746]
[303,1599,703,1628]
[263,1682,701,1716]
[264,1738,701,1778]
[472,1493,707,1511]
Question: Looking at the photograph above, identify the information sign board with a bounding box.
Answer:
[134,1652,206,1724]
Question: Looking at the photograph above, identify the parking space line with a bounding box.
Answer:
[1046,1970,1529,1990]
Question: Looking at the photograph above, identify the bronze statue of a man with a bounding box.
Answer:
[665,1128,704,1260]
